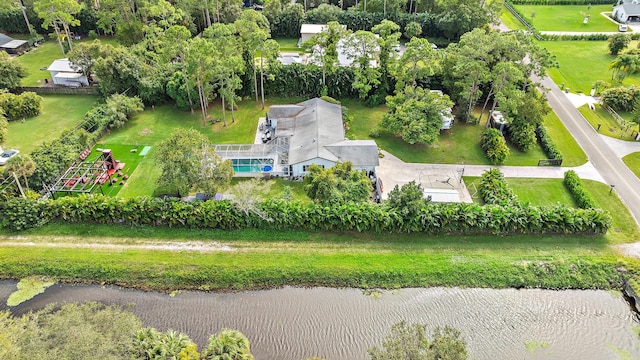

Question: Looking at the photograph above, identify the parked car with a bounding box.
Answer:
[619,24,628,32]
[0,149,19,165]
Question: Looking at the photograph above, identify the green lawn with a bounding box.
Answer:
[542,110,587,166]
[16,37,119,87]
[274,37,301,52]
[95,144,145,197]
[508,178,577,207]
[501,5,528,30]
[5,94,97,154]
[584,179,640,243]
[578,104,636,141]
[109,98,304,197]
[542,40,640,94]
[346,100,548,166]
[622,152,640,179]
[514,5,619,32]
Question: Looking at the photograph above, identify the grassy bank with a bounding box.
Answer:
[0,226,624,291]
[623,152,640,179]
[578,104,637,141]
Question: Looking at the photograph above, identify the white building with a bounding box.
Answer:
[300,24,332,44]
[430,90,455,130]
[613,0,640,23]
[215,98,380,178]
[47,58,89,87]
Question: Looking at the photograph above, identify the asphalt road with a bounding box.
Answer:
[539,75,640,226]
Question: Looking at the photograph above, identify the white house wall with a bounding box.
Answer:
[291,158,336,176]
[615,8,629,21]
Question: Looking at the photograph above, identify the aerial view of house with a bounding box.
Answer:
[1,0,640,358]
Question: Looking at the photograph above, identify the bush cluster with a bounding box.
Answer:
[0,194,611,235]
[271,9,444,40]
[481,128,510,165]
[264,64,359,99]
[479,169,519,206]
[563,170,597,209]
[510,0,613,4]
[600,85,640,112]
[540,33,640,41]
[536,124,563,160]
[0,91,42,121]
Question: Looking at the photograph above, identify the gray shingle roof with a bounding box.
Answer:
[325,140,380,166]
[0,33,14,46]
[271,98,379,166]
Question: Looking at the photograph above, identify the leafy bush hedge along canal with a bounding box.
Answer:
[0,195,611,234]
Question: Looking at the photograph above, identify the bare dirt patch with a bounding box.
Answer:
[614,243,640,259]
[0,238,234,253]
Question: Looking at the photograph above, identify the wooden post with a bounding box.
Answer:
[12,172,26,199]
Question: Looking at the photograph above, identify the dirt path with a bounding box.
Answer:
[0,236,234,253]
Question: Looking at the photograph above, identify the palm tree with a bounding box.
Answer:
[202,329,254,360]
[609,54,640,81]
[5,154,35,190]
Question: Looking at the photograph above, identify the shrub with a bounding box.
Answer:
[601,85,640,112]
[563,170,597,209]
[507,123,536,152]
[369,128,381,138]
[0,91,43,121]
[479,168,519,206]
[0,194,611,235]
[510,0,612,4]
[481,128,510,165]
[536,124,563,160]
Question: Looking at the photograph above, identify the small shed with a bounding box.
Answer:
[0,33,29,55]
[47,58,89,87]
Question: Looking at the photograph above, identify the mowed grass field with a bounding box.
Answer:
[345,100,582,166]
[514,5,619,32]
[113,97,303,197]
[5,95,97,154]
[541,40,640,94]
[622,152,640,179]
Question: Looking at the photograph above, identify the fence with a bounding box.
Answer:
[538,159,563,166]
[601,104,627,128]
[15,86,97,95]
[502,1,543,40]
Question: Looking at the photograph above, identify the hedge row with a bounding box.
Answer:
[479,169,519,206]
[536,124,563,160]
[0,195,611,234]
[540,33,640,41]
[563,170,597,209]
[510,0,614,4]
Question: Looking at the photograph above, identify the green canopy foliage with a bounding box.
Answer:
[303,162,372,204]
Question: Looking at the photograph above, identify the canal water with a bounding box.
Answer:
[1,281,638,359]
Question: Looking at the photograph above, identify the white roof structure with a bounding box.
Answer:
[300,24,329,35]
[47,58,80,72]
[54,72,83,79]
[1,39,27,49]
